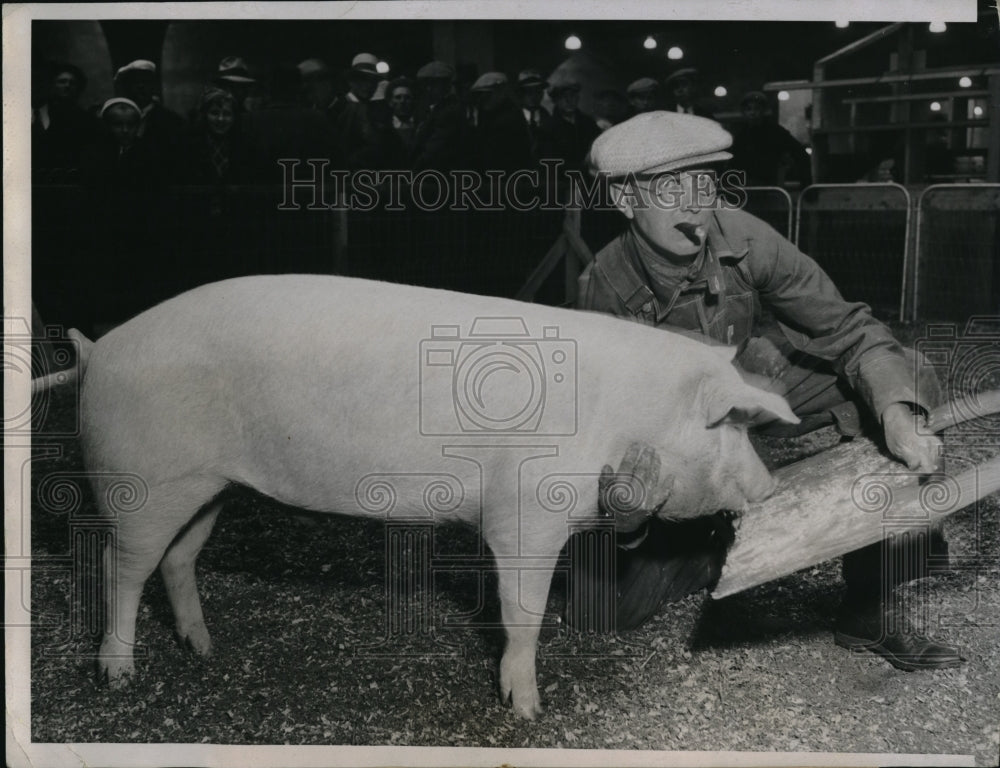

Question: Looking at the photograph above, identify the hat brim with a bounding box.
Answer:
[218,74,255,83]
[600,150,732,179]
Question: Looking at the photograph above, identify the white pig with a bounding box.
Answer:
[80,275,797,719]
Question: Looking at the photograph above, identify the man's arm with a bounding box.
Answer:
[739,215,941,470]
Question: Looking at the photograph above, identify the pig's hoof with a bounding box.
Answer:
[99,658,135,689]
[178,621,212,657]
[500,676,543,719]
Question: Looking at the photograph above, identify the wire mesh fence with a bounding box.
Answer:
[795,183,910,321]
[743,186,794,240]
[914,184,1000,322]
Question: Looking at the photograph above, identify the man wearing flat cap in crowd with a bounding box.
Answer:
[536,76,601,188]
[213,56,257,114]
[575,110,963,674]
[412,61,468,172]
[114,59,185,177]
[664,68,713,118]
[626,77,660,116]
[516,70,550,161]
[468,72,534,173]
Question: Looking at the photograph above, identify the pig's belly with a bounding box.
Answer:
[216,379,596,528]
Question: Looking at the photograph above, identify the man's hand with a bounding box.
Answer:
[882,402,943,474]
[598,442,673,533]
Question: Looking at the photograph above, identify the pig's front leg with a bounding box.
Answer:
[496,561,556,719]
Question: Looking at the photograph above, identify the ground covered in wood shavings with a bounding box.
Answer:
[26,333,1000,765]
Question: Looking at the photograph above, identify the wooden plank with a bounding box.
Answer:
[712,443,1000,598]
[712,393,1000,599]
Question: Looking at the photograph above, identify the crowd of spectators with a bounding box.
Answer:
[32,54,813,194]
[31,53,814,331]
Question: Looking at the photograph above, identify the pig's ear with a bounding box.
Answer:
[702,379,800,428]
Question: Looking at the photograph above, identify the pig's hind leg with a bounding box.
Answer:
[159,501,223,656]
[98,475,226,688]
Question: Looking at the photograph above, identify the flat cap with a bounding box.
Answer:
[517,70,546,88]
[547,75,580,94]
[665,67,699,84]
[589,110,732,178]
[470,71,508,91]
[115,59,156,79]
[740,90,769,106]
[297,58,330,79]
[417,61,454,81]
[627,77,659,95]
[217,56,255,83]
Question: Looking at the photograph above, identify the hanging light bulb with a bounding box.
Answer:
[376,61,390,75]
[973,105,984,117]
[564,35,582,50]
[835,20,850,29]
[643,36,657,50]
[959,76,972,88]
[667,46,683,60]
[777,90,790,102]
[930,101,942,112]
[928,21,947,33]
[714,85,727,97]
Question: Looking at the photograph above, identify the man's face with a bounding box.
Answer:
[519,85,544,110]
[552,88,579,117]
[105,105,140,147]
[742,101,765,124]
[206,102,235,136]
[389,86,414,118]
[49,71,82,105]
[672,79,693,106]
[349,74,378,101]
[303,76,334,109]
[121,72,156,108]
[617,170,718,262]
[421,78,449,105]
[628,92,657,114]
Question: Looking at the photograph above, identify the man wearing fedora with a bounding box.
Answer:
[213,56,257,113]
[574,110,963,674]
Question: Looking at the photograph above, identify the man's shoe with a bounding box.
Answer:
[835,603,965,671]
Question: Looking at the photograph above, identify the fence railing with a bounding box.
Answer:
[913,184,1000,322]
[796,183,911,322]
[30,180,998,336]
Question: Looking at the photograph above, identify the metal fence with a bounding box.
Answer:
[744,186,794,240]
[796,183,911,321]
[913,184,1000,321]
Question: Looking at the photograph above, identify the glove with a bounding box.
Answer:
[598,442,673,535]
[882,402,943,474]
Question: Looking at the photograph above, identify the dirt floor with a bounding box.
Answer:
[24,333,1000,766]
